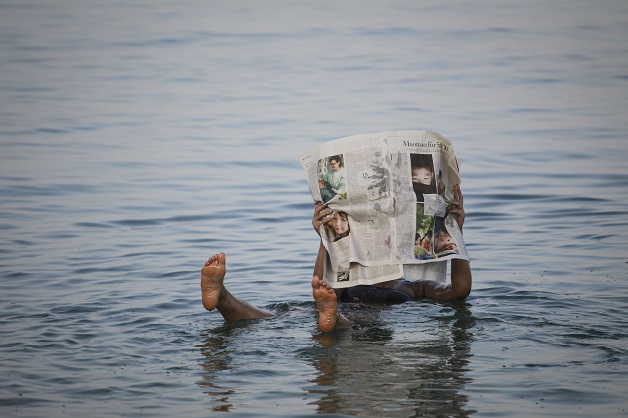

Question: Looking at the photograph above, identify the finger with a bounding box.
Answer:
[320,219,331,225]
[314,202,328,213]
[449,209,463,218]
[317,211,332,223]
[455,184,464,205]
[318,208,331,220]
[448,205,464,216]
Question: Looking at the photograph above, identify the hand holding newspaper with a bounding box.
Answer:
[300,131,469,288]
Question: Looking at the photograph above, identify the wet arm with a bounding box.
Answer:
[420,259,471,300]
[313,241,326,279]
[312,202,331,280]
[422,184,472,300]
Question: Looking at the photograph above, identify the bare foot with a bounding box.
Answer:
[312,276,339,332]
[201,252,226,311]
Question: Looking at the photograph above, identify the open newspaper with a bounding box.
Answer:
[300,130,469,289]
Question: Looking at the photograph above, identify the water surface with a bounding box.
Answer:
[1,0,627,417]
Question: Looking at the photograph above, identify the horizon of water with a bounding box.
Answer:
[1,1,627,417]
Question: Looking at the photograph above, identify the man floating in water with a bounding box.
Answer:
[201,184,471,332]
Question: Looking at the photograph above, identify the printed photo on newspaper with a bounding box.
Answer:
[300,131,469,288]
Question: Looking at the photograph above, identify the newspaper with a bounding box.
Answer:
[300,130,469,289]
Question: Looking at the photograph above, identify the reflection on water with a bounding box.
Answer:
[307,303,475,417]
[197,302,476,417]
[198,325,240,413]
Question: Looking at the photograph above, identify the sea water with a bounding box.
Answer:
[1,0,627,417]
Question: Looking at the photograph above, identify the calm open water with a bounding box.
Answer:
[1,1,627,417]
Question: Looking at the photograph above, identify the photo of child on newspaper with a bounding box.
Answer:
[434,217,458,255]
[325,210,350,242]
[318,154,347,203]
[410,153,437,202]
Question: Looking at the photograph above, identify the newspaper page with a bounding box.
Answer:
[300,130,469,288]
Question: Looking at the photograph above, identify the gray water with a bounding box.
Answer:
[1,0,627,417]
